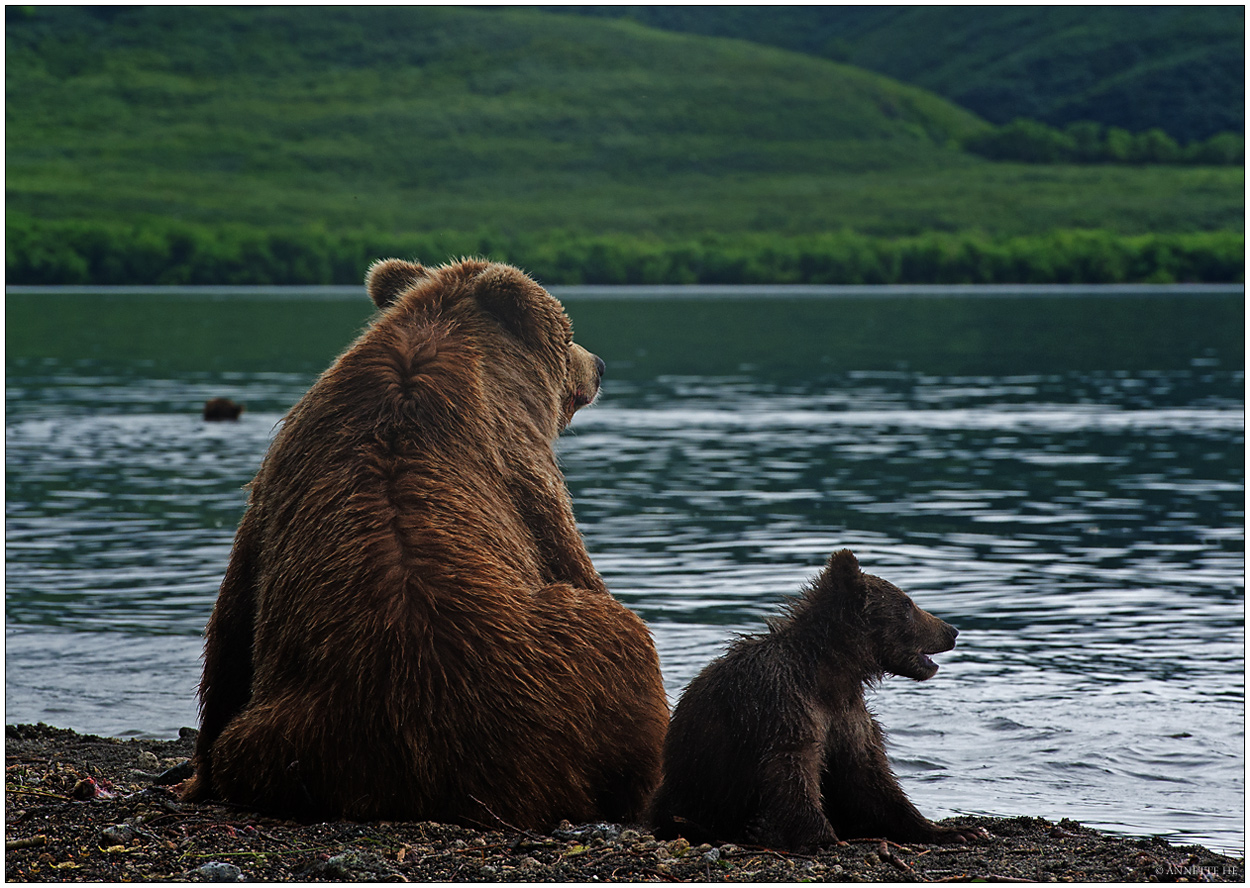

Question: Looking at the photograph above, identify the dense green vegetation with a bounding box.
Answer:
[9,214,1240,287]
[567,6,1244,142]
[966,121,1244,166]
[5,6,1244,285]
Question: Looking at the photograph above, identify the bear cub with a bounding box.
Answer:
[649,549,982,850]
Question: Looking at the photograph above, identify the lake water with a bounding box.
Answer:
[5,284,1244,855]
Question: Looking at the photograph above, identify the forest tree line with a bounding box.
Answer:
[9,215,1241,287]
[965,120,1243,166]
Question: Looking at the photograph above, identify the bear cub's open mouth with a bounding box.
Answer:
[917,651,945,676]
[917,634,956,676]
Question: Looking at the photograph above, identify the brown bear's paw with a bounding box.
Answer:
[178,770,212,802]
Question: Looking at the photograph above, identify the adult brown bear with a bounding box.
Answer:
[184,259,668,828]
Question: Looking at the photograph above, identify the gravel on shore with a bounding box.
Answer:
[5,723,1243,882]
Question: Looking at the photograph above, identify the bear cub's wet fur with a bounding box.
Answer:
[649,549,982,850]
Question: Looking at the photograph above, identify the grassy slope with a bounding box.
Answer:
[561,6,1245,141]
[6,6,982,235]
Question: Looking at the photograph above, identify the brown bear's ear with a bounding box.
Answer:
[365,258,428,309]
[471,263,559,349]
[821,549,868,610]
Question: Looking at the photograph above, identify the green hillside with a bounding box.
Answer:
[4,5,1244,285]
[567,6,1244,142]
[5,5,984,230]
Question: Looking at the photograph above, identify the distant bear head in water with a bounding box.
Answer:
[203,398,244,421]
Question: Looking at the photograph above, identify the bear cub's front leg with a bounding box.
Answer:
[748,744,841,851]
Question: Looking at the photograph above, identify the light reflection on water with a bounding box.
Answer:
[5,289,1244,855]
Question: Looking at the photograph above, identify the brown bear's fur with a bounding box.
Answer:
[649,549,981,850]
[184,258,668,828]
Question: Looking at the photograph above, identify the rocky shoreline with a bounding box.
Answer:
[5,723,1243,882]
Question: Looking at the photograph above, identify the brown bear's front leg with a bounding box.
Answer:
[750,743,840,851]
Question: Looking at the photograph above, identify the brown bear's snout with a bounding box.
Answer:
[563,345,604,427]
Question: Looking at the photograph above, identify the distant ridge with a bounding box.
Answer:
[558,6,1244,142]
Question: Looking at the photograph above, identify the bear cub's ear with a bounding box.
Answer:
[366,259,429,309]
[816,549,869,611]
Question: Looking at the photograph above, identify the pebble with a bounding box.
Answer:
[319,854,359,879]
[154,761,194,785]
[99,824,135,846]
[137,751,160,770]
[195,861,243,882]
[665,837,691,858]
[551,821,621,843]
[591,823,621,843]
[70,777,105,800]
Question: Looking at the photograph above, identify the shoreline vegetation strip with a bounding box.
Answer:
[6,224,1243,287]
